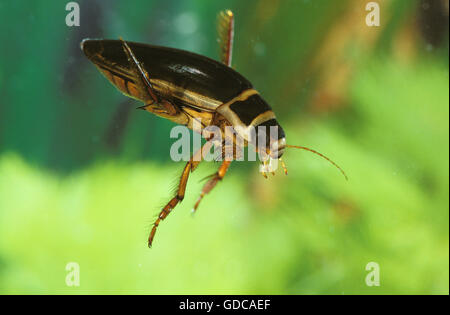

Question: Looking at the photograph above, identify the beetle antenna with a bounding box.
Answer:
[285,144,348,180]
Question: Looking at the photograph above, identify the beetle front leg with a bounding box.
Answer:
[192,160,232,213]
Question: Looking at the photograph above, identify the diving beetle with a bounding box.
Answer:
[81,10,346,247]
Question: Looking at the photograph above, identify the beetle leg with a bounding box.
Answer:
[148,141,213,248]
[260,160,268,179]
[279,157,288,175]
[120,38,159,104]
[121,39,189,124]
[192,160,232,213]
[217,10,234,67]
[148,161,192,248]
[139,100,189,126]
[140,99,178,116]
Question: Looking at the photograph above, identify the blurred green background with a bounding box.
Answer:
[0,0,448,294]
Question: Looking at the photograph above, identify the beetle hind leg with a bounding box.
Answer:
[148,142,213,248]
[120,39,188,124]
[120,37,159,104]
[148,161,191,248]
[217,10,234,67]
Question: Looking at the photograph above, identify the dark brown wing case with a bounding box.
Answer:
[81,39,253,103]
